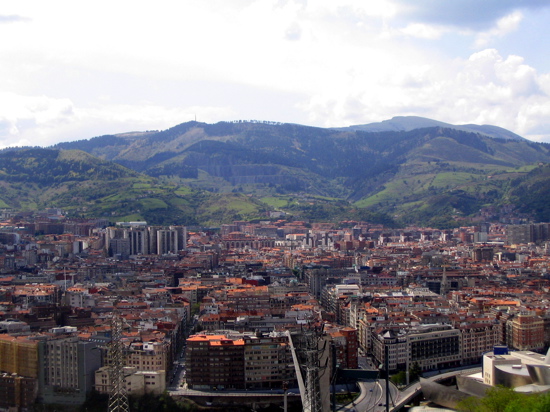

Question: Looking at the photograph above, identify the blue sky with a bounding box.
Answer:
[1,0,550,147]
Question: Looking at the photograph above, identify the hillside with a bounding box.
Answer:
[16,118,550,227]
[0,148,269,226]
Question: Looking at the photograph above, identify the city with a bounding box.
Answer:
[1,209,550,410]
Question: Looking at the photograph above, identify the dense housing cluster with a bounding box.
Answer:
[0,208,549,409]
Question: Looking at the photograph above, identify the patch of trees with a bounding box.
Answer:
[457,386,550,412]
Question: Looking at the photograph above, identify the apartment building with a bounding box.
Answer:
[186,333,296,390]
[243,334,294,389]
[372,324,461,372]
[507,312,545,351]
[95,366,165,396]
[0,373,36,411]
[125,341,168,374]
[458,322,500,365]
[186,334,245,390]
[0,334,39,378]
[37,330,101,405]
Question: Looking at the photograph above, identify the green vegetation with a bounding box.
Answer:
[260,196,292,208]
[5,121,550,227]
[335,391,360,404]
[390,362,422,386]
[457,386,550,412]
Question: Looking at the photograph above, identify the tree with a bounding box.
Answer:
[190,303,200,316]
[390,370,406,386]
[409,362,422,382]
[481,386,523,412]
[456,386,550,412]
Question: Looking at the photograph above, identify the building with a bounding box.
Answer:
[125,341,168,375]
[507,223,550,245]
[321,284,360,324]
[481,346,550,389]
[156,229,179,255]
[372,324,461,372]
[0,373,36,411]
[459,322,500,365]
[186,334,245,390]
[95,366,166,396]
[507,312,545,351]
[243,333,295,389]
[186,332,297,390]
[129,228,149,255]
[330,327,358,369]
[0,334,39,379]
[37,329,102,405]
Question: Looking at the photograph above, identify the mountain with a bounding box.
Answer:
[0,147,269,226]
[5,118,547,227]
[343,116,526,141]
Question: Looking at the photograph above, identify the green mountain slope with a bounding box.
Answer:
[38,119,550,227]
[0,148,269,226]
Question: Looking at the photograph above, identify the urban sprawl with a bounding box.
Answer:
[0,208,550,409]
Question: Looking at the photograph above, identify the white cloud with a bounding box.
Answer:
[0,1,549,145]
[399,23,445,39]
[299,49,550,141]
[0,92,75,146]
[474,11,523,47]
[0,91,235,149]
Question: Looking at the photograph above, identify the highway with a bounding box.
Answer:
[338,379,399,412]
[337,353,400,412]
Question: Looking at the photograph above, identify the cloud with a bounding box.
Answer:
[474,11,523,48]
[391,0,549,30]
[1,1,550,144]
[285,22,302,41]
[0,92,235,149]
[399,23,445,39]
[0,93,75,147]
[0,15,29,24]
[299,49,550,141]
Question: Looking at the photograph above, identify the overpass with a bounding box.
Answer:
[390,367,482,411]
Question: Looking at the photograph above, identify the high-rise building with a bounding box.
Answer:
[129,228,149,255]
[507,223,550,245]
[156,229,178,255]
[170,225,187,251]
[37,330,102,405]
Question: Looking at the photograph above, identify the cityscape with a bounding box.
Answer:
[3,1,550,411]
[1,209,550,411]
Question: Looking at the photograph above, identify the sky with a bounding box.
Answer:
[2,0,550,148]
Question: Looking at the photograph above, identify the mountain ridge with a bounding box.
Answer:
[342,116,525,141]
[0,117,545,227]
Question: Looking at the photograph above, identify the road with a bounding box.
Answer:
[168,321,194,391]
[341,379,399,412]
